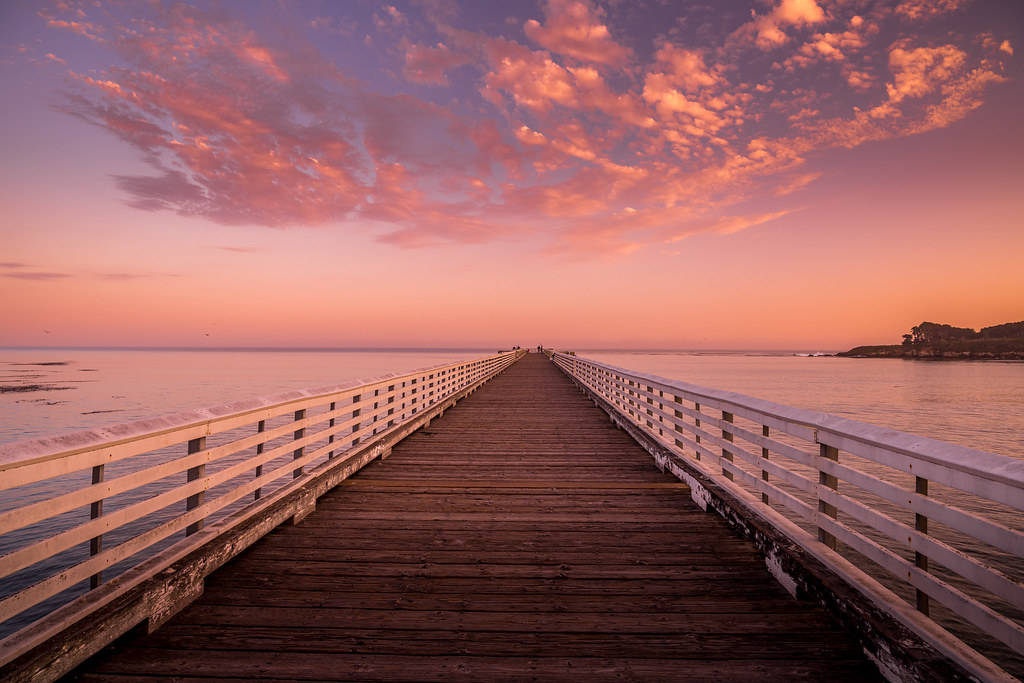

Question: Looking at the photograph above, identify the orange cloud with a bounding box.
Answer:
[894,0,969,20]
[652,44,722,91]
[523,0,631,66]
[481,39,577,111]
[731,0,827,50]
[886,43,966,104]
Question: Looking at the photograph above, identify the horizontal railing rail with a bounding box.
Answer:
[0,349,523,662]
[552,352,1024,681]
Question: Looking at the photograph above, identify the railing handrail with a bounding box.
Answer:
[0,354,511,472]
[552,353,1024,493]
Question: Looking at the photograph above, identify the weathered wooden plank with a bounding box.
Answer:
[203,574,796,597]
[195,588,811,613]
[216,559,779,581]
[82,650,878,682]
[240,548,763,566]
[125,624,866,658]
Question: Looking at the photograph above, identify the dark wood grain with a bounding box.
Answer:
[71,353,880,681]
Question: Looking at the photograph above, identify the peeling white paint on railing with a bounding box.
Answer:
[0,350,522,656]
[552,352,1023,682]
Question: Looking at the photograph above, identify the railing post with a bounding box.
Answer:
[388,385,395,427]
[254,420,265,500]
[292,410,305,479]
[694,402,702,460]
[351,394,361,447]
[915,476,930,616]
[185,436,206,536]
[645,385,654,429]
[372,390,380,435]
[673,395,684,451]
[721,411,734,480]
[89,464,104,588]
[761,425,770,504]
[327,402,336,459]
[817,444,839,550]
[656,390,664,437]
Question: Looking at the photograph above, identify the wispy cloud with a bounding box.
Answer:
[215,246,263,254]
[94,272,180,281]
[0,263,177,281]
[2,271,71,281]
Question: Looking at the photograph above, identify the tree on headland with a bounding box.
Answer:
[844,320,1024,358]
[978,321,1024,339]
[903,322,978,347]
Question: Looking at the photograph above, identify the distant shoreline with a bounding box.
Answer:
[837,346,1024,360]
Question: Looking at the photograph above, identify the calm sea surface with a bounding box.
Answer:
[581,350,1024,458]
[6,348,1022,455]
[1,348,1022,672]
[0,348,496,445]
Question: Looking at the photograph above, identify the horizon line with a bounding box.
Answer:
[0,345,842,353]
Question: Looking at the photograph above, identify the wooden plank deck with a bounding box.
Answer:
[71,353,880,682]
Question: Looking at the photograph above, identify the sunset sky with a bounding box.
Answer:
[1,0,1021,349]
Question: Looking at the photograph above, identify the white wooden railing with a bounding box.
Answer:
[553,352,1023,680]
[0,350,522,658]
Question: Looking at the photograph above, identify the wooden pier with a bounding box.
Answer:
[70,354,878,681]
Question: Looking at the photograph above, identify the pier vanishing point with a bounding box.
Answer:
[0,351,1021,682]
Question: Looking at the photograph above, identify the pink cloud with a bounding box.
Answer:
[44,18,102,40]
[215,246,263,253]
[1,272,71,281]
[663,209,793,242]
[39,1,1010,255]
[523,0,631,66]
[775,172,821,196]
[403,42,472,85]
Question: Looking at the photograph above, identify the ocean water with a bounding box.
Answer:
[0,348,496,445]
[580,350,1024,458]
[1,348,1022,673]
